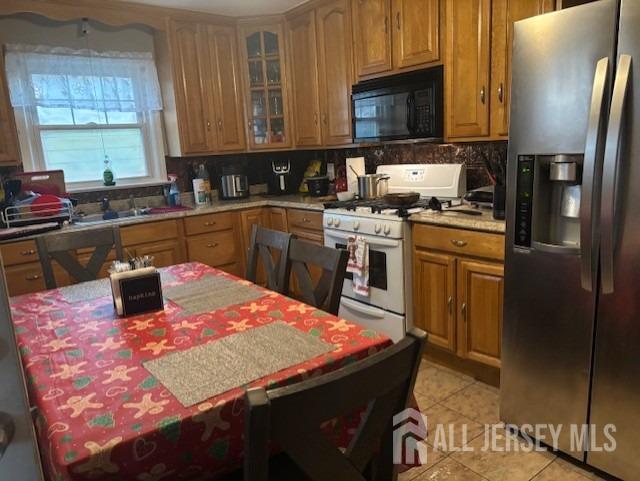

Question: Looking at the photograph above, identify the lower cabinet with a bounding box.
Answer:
[413,223,504,371]
[239,208,270,284]
[185,212,243,276]
[121,219,185,268]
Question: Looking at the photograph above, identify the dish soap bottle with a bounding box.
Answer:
[193,164,211,205]
[167,174,181,207]
[103,156,115,186]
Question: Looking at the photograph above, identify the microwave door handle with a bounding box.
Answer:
[601,54,632,294]
[580,57,609,292]
[406,93,415,133]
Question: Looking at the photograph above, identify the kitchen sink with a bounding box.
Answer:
[72,210,149,224]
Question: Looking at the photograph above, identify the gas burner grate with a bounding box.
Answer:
[324,197,454,218]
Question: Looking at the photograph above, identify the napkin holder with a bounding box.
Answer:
[110,267,164,317]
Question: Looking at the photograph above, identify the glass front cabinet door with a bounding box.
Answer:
[238,24,292,149]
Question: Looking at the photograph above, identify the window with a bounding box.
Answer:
[5,44,166,191]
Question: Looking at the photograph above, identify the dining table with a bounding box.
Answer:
[9,262,392,481]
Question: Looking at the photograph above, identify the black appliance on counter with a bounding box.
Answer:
[352,66,443,143]
[267,159,296,195]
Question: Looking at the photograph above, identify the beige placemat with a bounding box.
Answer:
[58,271,177,304]
[163,275,266,314]
[143,322,335,407]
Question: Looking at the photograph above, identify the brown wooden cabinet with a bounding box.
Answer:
[445,0,492,139]
[413,223,504,371]
[446,0,554,141]
[161,20,246,155]
[287,10,323,147]
[268,207,289,232]
[166,20,212,154]
[238,23,293,150]
[239,207,270,283]
[392,0,440,69]
[316,0,354,145]
[457,258,503,368]
[490,0,555,138]
[204,25,247,152]
[352,0,393,77]
[0,51,20,165]
[352,0,440,79]
[185,211,243,276]
[121,219,185,268]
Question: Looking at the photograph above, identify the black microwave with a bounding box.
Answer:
[352,66,443,143]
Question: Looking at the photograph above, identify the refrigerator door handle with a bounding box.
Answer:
[580,57,610,292]
[601,54,632,294]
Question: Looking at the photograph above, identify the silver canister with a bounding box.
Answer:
[357,174,390,199]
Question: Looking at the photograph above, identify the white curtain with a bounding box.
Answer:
[4,44,163,112]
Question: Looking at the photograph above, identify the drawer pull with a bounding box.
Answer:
[20,250,36,256]
[450,239,468,248]
[206,243,219,249]
[25,275,40,281]
[204,221,217,226]
[302,218,311,223]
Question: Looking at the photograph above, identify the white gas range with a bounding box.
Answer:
[323,164,466,342]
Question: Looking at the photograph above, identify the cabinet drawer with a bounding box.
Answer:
[413,224,505,261]
[184,212,235,236]
[121,220,179,246]
[1,240,39,266]
[287,209,323,232]
[5,263,46,296]
[186,230,238,268]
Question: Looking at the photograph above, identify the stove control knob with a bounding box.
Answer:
[374,224,382,234]
[353,221,360,230]
[334,218,341,227]
[383,225,391,235]
[327,217,334,226]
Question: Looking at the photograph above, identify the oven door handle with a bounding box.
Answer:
[341,297,386,319]
[324,230,401,248]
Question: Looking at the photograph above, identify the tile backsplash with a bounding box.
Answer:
[0,141,507,204]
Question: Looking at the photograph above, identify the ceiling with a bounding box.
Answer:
[130,0,310,16]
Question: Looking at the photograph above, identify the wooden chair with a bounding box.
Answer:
[283,239,348,315]
[36,226,123,289]
[246,225,292,293]
[241,328,427,481]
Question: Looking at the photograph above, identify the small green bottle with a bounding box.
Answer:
[103,156,115,186]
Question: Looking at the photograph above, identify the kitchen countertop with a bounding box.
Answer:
[409,207,506,234]
[0,194,328,243]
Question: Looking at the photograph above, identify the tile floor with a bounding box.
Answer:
[400,362,608,481]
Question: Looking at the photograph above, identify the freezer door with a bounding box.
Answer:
[501,0,618,459]
[589,1,640,478]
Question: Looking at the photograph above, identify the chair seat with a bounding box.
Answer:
[220,453,310,481]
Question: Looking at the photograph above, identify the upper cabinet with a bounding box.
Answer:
[352,0,440,80]
[0,51,21,165]
[446,0,554,141]
[316,0,354,145]
[288,0,355,147]
[161,20,246,155]
[287,11,322,147]
[203,25,247,152]
[238,23,293,150]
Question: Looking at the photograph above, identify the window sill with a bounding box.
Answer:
[66,180,170,194]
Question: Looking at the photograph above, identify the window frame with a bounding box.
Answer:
[15,99,167,193]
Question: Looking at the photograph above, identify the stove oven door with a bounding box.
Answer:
[323,228,405,315]
[339,297,406,342]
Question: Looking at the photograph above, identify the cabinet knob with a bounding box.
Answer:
[396,12,401,30]
[322,113,327,125]
[498,82,504,103]
[218,119,223,131]
[206,243,219,249]
[461,302,467,321]
[480,87,486,105]
[204,221,216,226]
[207,120,212,131]
[20,249,36,256]
[25,274,40,281]
[450,239,468,248]
[448,296,453,315]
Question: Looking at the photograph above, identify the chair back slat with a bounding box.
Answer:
[36,226,123,289]
[243,328,427,481]
[285,239,348,315]
[246,225,292,293]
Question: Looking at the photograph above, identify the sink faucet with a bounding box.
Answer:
[101,197,110,212]
[129,195,143,216]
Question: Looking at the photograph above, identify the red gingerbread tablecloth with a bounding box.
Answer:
[10,262,391,481]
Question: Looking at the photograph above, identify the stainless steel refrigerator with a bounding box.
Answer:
[502,1,640,479]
